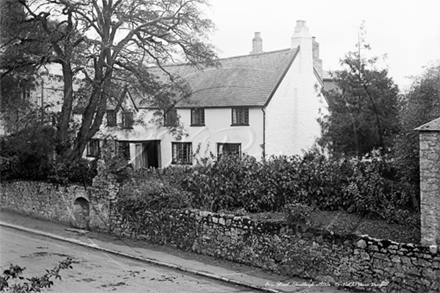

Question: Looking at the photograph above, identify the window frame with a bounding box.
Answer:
[21,85,31,100]
[106,110,117,127]
[122,111,134,129]
[217,143,242,158]
[191,108,205,126]
[164,108,178,127]
[231,107,249,126]
[86,139,100,158]
[171,142,193,165]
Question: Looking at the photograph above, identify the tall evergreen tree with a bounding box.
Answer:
[319,24,399,157]
[0,0,52,132]
[393,62,440,199]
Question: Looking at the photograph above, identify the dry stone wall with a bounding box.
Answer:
[0,180,110,230]
[1,181,85,224]
[1,172,439,292]
[111,208,440,293]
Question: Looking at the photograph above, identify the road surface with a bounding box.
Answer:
[0,226,256,292]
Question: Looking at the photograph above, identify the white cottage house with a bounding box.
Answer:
[86,20,328,168]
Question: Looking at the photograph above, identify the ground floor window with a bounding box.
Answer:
[217,143,241,157]
[86,139,100,157]
[172,142,192,165]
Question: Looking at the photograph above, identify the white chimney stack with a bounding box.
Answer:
[291,20,311,49]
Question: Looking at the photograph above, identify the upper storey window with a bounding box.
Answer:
[106,110,117,127]
[191,108,205,126]
[122,112,134,129]
[164,108,178,126]
[231,108,249,126]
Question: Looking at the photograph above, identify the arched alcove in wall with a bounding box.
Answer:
[72,197,90,229]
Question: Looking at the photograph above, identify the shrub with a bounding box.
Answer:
[115,169,192,220]
[338,152,416,219]
[0,258,73,292]
[181,150,414,223]
[257,155,300,211]
[0,125,56,180]
[284,203,316,232]
[0,124,99,185]
[183,154,286,212]
[289,151,352,210]
[48,159,97,185]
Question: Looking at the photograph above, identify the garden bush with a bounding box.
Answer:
[183,155,285,212]
[0,125,55,180]
[115,168,192,220]
[111,148,415,225]
[0,125,98,185]
[48,159,97,186]
[287,152,352,210]
[181,150,415,222]
[183,152,352,212]
[284,202,317,232]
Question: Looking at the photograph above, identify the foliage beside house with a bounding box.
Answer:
[108,148,417,229]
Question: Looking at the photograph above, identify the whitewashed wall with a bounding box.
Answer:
[265,24,327,157]
[98,107,264,167]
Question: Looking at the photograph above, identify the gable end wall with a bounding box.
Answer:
[265,41,326,157]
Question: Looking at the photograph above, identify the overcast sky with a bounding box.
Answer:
[204,0,440,91]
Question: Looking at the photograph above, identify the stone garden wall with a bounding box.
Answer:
[110,208,440,293]
[1,175,439,292]
[0,180,110,230]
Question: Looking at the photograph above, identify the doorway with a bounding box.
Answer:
[134,140,160,169]
[72,197,90,229]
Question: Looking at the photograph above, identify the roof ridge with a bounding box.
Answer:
[152,47,298,69]
[218,47,296,61]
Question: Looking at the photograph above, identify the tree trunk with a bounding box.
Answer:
[67,67,112,161]
[56,64,74,158]
[67,88,105,161]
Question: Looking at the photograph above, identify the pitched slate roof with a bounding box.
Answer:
[140,48,299,108]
